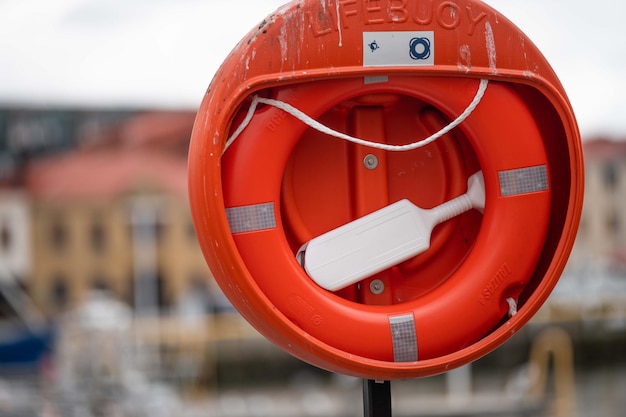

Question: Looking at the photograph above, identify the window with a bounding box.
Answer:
[130,269,168,312]
[608,210,620,238]
[50,276,69,310]
[90,216,106,253]
[187,217,197,240]
[0,219,12,253]
[92,273,109,292]
[603,163,619,190]
[50,214,68,251]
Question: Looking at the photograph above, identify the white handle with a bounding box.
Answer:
[432,171,485,223]
[299,171,485,291]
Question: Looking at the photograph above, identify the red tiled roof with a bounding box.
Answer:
[26,148,188,201]
[24,110,198,201]
[117,111,196,149]
[584,137,626,162]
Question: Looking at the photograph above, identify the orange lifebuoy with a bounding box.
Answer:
[222,75,551,362]
[188,0,584,380]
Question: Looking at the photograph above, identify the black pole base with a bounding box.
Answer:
[363,380,392,417]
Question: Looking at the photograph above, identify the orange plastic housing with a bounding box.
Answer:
[188,0,584,380]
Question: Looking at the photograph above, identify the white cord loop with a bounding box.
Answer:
[224,79,489,154]
[506,297,518,318]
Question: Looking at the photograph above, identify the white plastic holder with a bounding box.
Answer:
[297,171,485,291]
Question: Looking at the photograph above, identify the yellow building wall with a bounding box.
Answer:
[29,196,214,316]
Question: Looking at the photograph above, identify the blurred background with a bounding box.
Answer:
[0,1,624,416]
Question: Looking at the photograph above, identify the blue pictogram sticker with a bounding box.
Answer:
[409,37,431,60]
[363,31,434,67]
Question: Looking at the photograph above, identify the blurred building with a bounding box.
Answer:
[574,138,626,269]
[0,108,222,319]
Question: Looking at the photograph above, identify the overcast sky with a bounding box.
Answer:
[0,0,623,139]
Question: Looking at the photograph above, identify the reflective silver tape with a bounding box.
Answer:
[364,75,389,85]
[499,165,549,197]
[389,314,418,362]
[226,202,276,234]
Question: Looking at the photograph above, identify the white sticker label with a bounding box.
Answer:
[363,31,435,67]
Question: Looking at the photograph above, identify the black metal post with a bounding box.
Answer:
[363,380,392,417]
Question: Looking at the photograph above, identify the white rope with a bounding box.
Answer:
[506,297,518,318]
[224,79,489,153]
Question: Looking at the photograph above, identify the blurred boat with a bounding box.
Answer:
[0,280,53,369]
[0,319,54,368]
